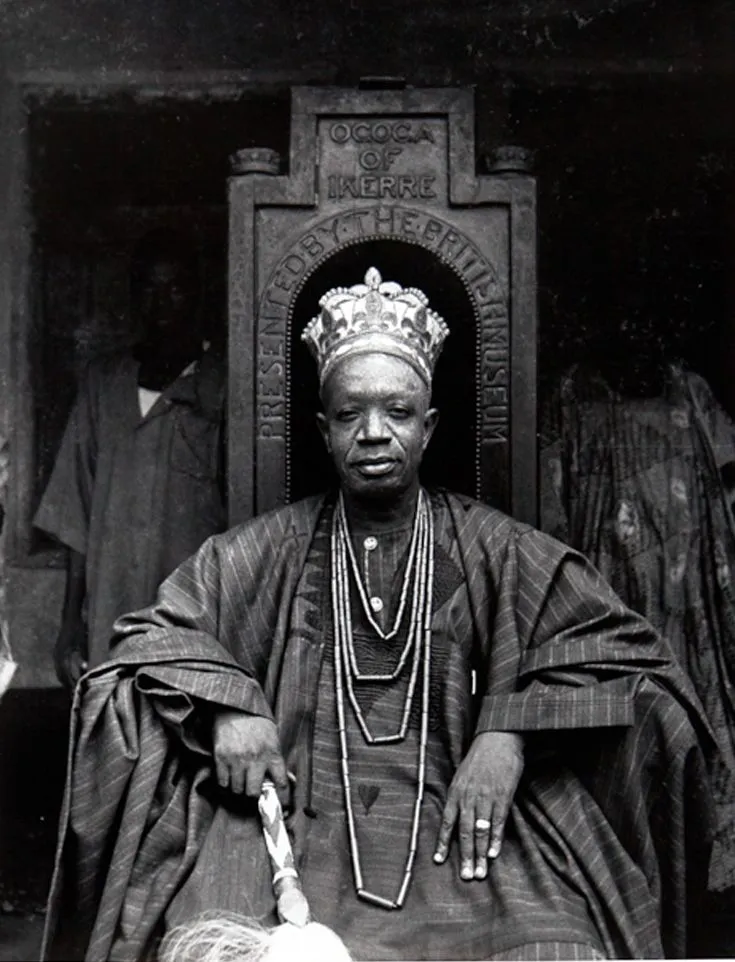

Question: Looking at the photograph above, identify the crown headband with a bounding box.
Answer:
[302,267,449,386]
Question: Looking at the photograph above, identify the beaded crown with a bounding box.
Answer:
[302,267,449,386]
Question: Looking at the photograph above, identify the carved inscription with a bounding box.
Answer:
[322,119,440,202]
[327,174,436,201]
[257,207,509,446]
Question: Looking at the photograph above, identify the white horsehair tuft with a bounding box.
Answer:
[158,911,352,962]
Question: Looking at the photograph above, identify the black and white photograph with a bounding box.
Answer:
[0,2,733,959]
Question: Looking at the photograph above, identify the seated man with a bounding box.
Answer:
[43,268,713,962]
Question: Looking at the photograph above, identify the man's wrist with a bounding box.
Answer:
[476,730,525,754]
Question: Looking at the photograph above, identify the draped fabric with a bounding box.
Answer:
[42,492,713,961]
[540,362,735,892]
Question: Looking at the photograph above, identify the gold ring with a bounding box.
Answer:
[474,817,491,831]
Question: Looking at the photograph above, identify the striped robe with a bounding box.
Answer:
[42,492,714,961]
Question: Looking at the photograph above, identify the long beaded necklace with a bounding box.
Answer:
[332,488,434,909]
[337,496,422,641]
[335,495,424,686]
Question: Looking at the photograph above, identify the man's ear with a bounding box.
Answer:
[422,408,439,452]
[422,408,439,451]
[316,412,331,452]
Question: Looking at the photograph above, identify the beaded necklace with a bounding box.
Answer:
[335,497,423,685]
[331,488,434,909]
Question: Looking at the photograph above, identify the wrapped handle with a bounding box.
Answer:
[258,779,311,927]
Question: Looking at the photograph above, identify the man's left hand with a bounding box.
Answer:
[433,731,524,881]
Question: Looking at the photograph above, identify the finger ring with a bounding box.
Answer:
[474,817,491,831]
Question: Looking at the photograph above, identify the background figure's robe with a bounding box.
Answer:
[42,492,713,962]
[33,350,227,666]
[540,362,735,894]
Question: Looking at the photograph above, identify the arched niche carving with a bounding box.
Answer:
[228,86,537,524]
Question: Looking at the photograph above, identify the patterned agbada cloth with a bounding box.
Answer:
[541,362,735,892]
[42,492,714,961]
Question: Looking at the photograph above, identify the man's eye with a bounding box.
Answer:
[389,407,410,419]
[336,410,358,422]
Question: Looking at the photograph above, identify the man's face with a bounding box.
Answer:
[137,258,198,335]
[317,353,438,502]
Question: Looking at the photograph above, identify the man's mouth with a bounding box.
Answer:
[353,458,397,477]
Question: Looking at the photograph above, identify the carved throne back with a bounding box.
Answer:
[227,86,537,524]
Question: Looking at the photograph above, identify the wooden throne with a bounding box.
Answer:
[227,85,537,525]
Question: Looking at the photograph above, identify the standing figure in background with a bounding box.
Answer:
[34,229,227,690]
[541,356,735,955]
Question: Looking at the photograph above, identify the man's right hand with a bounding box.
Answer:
[54,622,88,692]
[213,711,288,801]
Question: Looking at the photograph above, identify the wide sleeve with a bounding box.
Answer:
[33,363,99,555]
[109,532,276,723]
[112,535,225,642]
[107,500,322,720]
[474,526,706,737]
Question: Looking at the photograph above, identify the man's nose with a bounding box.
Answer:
[358,410,389,442]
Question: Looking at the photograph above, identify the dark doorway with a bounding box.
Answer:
[28,94,290,558]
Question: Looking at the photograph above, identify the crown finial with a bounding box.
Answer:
[302,266,449,387]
